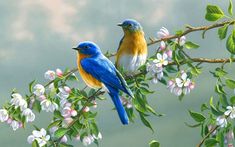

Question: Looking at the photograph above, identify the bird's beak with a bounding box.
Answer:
[117,23,123,27]
[72,47,81,51]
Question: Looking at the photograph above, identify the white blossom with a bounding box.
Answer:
[44,70,55,81]
[57,86,71,99]
[216,116,227,128]
[41,100,58,112]
[224,106,235,119]
[157,27,170,38]
[0,109,9,122]
[153,53,168,67]
[92,132,102,140]
[11,120,20,131]
[33,84,45,96]
[22,108,35,122]
[28,128,50,147]
[11,93,27,111]
[175,36,186,46]
[175,73,191,88]
[82,135,94,146]
[61,106,77,118]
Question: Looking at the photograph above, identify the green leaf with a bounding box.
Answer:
[184,122,202,128]
[218,24,229,40]
[32,140,40,147]
[204,138,218,147]
[139,113,154,132]
[91,122,99,136]
[58,143,73,147]
[226,30,235,54]
[225,79,235,89]
[214,67,227,77]
[29,80,36,93]
[189,110,206,122]
[32,100,41,113]
[185,41,200,49]
[230,96,235,105]
[209,97,223,116]
[205,5,224,21]
[54,111,64,119]
[149,140,160,147]
[54,128,69,138]
[229,0,233,16]
[47,120,62,129]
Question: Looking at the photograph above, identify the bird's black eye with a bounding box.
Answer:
[128,24,132,27]
[84,45,89,49]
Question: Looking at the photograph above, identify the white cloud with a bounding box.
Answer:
[11,0,88,41]
[133,0,172,25]
[0,49,15,61]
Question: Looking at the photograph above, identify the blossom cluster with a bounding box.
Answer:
[147,27,187,85]
[167,71,195,96]
[0,93,35,131]
[82,132,102,146]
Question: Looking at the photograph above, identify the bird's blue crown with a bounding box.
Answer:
[119,19,143,32]
[75,41,101,55]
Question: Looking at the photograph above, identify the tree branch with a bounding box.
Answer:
[168,57,235,65]
[147,20,235,46]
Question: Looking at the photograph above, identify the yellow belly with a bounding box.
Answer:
[77,53,102,88]
[116,31,147,68]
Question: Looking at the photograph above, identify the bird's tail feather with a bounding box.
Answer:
[106,85,129,125]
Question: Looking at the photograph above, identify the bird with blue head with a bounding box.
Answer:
[116,19,148,73]
[73,41,134,125]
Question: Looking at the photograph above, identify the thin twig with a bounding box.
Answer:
[197,125,219,147]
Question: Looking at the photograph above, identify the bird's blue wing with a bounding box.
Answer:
[117,36,124,51]
[80,55,133,97]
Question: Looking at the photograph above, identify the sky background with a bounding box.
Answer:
[0,0,234,146]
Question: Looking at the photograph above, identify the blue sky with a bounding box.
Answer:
[0,0,234,146]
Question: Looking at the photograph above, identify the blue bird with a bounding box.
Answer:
[116,19,147,73]
[73,41,134,125]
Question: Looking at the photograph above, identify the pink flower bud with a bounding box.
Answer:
[64,86,71,94]
[75,134,80,141]
[92,101,97,108]
[189,83,195,90]
[56,68,63,77]
[39,95,46,101]
[7,118,12,124]
[83,106,90,113]
[19,122,23,128]
[71,110,77,117]
[60,135,68,143]
[160,41,166,50]
[64,117,73,125]
[166,50,172,59]
[227,130,234,141]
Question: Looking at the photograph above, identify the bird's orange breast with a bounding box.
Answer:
[77,53,102,88]
[116,31,147,63]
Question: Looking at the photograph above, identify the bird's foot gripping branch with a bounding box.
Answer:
[0,1,235,147]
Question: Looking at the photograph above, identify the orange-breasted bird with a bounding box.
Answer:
[73,41,134,125]
[116,19,147,73]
